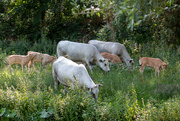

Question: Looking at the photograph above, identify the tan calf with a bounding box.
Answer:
[27,51,57,68]
[101,52,123,65]
[7,53,36,72]
[139,57,168,76]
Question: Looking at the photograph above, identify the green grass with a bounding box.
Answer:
[0,45,180,120]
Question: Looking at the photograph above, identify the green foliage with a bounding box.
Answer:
[0,39,10,51]
[0,44,180,120]
[39,108,54,119]
[0,50,8,68]
[95,0,180,46]
[0,108,6,116]
[0,0,180,120]
[1,0,179,46]
[5,36,31,55]
[0,35,57,56]
[97,25,112,41]
[30,34,57,55]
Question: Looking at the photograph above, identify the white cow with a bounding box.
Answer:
[52,56,103,100]
[88,40,134,67]
[57,40,110,72]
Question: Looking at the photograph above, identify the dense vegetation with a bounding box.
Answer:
[0,43,179,120]
[0,0,180,120]
[1,0,180,46]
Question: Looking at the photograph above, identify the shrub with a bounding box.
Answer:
[4,36,31,55]
[30,35,57,55]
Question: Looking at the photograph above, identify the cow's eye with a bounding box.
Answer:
[105,64,107,66]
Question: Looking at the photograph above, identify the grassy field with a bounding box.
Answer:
[0,44,180,120]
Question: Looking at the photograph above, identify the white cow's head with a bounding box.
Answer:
[98,58,110,72]
[126,59,134,66]
[129,59,134,65]
[127,59,134,71]
[89,84,103,100]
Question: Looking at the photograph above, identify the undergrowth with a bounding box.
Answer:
[0,41,179,120]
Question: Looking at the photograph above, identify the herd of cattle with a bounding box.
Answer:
[6,40,168,100]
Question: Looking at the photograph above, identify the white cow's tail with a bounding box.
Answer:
[57,45,61,57]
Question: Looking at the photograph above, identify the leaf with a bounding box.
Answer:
[128,20,132,29]
[155,7,163,12]
[134,20,142,26]
[70,2,75,6]
[131,18,134,31]
[47,108,54,115]
[96,12,100,17]
[0,108,6,116]
[4,109,16,118]
[40,112,50,118]
[39,109,50,118]
[143,14,148,21]
[134,11,138,20]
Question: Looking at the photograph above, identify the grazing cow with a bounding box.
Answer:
[52,56,103,100]
[88,40,134,67]
[101,52,123,65]
[57,40,110,72]
[7,53,36,72]
[139,57,168,76]
[27,51,57,68]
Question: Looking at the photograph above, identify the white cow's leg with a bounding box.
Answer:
[85,58,92,70]
[53,69,59,90]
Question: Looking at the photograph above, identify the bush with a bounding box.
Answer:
[4,36,31,55]
[30,34,57,55]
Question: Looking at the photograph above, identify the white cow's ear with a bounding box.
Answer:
[97,84,103,87]
[100,59,106,62]
[99,59,103,62]
[129,59,134,64]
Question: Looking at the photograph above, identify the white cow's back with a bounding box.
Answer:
[88,40,133,66]
[53,56,95,88]
[56,40,110,72]
[57,41,96,61]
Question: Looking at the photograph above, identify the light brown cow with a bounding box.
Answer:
[7,53,36,72]
[139,57,168,76]
[101,52,123,65]
[27,51,57,68]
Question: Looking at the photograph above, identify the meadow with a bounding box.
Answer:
[0,42,179,121]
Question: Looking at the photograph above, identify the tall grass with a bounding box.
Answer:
[0,41,179,120]
[0,35,57,55]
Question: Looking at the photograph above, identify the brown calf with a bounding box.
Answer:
[101,52,123,65]
[7,53,36,72]
[27,51,57,68]
[139,57,168,76]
